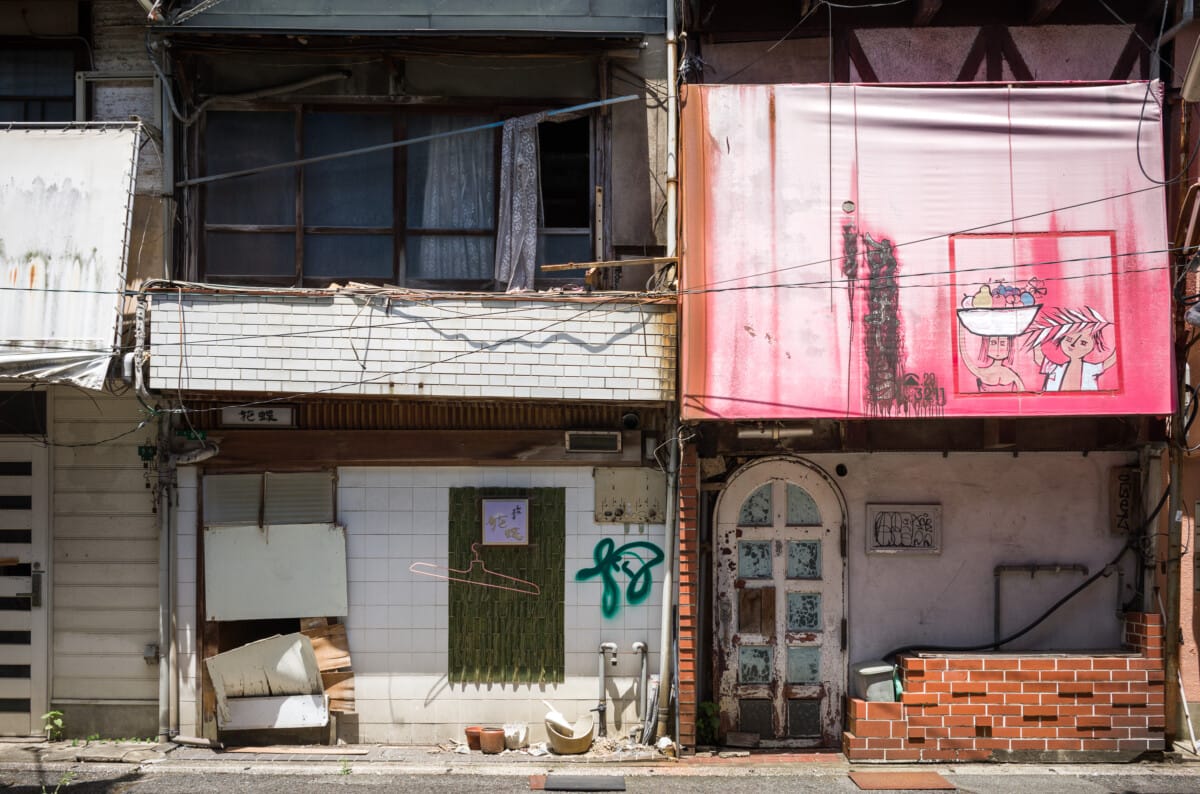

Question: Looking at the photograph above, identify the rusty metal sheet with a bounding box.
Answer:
[679,82,1171,420]
[0,125,141,391]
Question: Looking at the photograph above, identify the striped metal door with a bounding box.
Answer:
[0,443,48,735]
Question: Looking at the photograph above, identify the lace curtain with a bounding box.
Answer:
[407,114,495,281]
[493,112,546,292]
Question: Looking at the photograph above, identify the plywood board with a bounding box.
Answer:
[203,524,347,621]
[225,745,369,755]
[321,670,354,700]
[849,771,955,791]
[301,624,351,671]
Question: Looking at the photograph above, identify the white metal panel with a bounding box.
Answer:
[203,524,348,621]
[205,632,323,723]
[220,694,328,731]
[0,126,141,391]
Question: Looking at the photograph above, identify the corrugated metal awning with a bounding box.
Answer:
[0,124,141,391]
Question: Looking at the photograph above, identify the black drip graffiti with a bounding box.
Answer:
[862,233,903,414]
[849,230,945,417]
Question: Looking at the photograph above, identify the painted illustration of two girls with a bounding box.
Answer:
[957,305,1116,394]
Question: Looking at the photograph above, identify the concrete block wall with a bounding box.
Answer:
[843,613,1165,762]
[149,294,676,402]
[176,465,668,744]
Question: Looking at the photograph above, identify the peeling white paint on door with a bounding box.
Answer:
[714,456,846,747]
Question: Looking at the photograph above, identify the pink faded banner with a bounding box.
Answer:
[679,83,1172,420]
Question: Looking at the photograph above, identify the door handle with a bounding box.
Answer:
[17,568,41,608]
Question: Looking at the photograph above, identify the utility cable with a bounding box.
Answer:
[883,484,1170,662]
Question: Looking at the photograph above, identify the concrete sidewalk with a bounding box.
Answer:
[0,738,1195,777]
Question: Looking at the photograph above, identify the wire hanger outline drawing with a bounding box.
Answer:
[409,542,540,596]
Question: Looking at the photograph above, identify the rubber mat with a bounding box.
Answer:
[849,770,955,790]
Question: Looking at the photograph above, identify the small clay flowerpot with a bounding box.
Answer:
[479,727,506,754]
[465,725,483,751]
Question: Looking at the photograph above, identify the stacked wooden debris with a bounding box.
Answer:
[300,616,354,713]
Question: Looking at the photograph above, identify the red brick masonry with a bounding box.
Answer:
[843,613,1166,761]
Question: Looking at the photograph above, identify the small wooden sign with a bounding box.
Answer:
[482,498,529,545]
[1109,466,1141,535]
[220,404,296,427]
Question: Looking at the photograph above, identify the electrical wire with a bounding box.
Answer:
[712,2,824,83]
[883,483,1169,661]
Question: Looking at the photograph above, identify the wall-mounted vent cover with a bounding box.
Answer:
[565,431,621,453]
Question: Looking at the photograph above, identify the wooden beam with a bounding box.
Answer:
[999,26,1034,81]
[845,30,879,83]
[203,429,644,469]
[913,0,942,26]
[957,28,988,82]
[1110,28,1141,80]
[540,255,676,272]
[1028,0,1064,24]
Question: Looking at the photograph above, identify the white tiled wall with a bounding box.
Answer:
[175,465,667,745]
[149,294,676,402]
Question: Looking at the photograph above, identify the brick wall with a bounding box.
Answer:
[676,445,701,748]
[149,293,676,402]
[843,613,1166,761]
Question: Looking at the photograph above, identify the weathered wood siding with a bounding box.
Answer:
[51,389,160,703]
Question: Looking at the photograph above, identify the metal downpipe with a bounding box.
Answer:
[654,422,680,743]
[156,415,173,742]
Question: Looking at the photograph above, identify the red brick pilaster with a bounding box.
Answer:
[676,443,701,749]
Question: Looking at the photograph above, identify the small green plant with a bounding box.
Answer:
[39,711,64,741]
[85,733,100,743]
[339,759,352,776]
[41,769,74,794]
[695,701,720,746]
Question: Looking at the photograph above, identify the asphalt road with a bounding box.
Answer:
[5,766,1200,794]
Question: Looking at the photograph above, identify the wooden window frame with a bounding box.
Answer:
[196,102,596,290]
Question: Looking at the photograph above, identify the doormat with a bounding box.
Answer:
[530,774,626,791]
[849,771,955,790]
[223,746,370,755]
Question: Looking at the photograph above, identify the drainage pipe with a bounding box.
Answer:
[596,642,617,737]
[654,422,680,743]
[156,415,172,741]
[664,0,678,264]
[632,641,648,719]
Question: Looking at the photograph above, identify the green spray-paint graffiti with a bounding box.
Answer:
[575,538,664,619]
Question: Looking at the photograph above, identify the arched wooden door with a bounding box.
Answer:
[714,456,846,747]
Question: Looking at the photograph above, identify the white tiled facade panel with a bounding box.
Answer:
[149,295,676,402]
[177,466,666,745]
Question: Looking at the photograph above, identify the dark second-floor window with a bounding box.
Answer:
[200,108,593,289]
[0,49,75,122]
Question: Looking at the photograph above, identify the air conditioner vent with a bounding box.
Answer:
[564,430,622,453]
